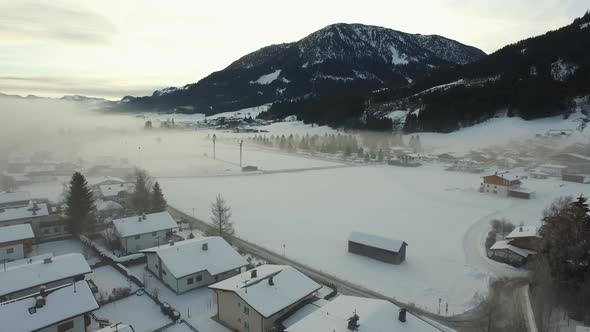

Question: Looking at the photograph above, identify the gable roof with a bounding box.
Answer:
[0,253,91,297]
[141,237,247,278]
[99,183,135,198]
[113,212,178,238]
[286,295,442,332]
[349,231,406,253]
[96,200,123,212]
[0,192,31,206]
[483,173,520,182]
[209,265,321,318]
[0,224,34,243]
[490,240,537,257]
[506,226,539,239]
[0,203,49,223]
[0,281,98,332]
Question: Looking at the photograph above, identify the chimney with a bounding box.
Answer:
[202,243,208,251]
[43,257,52,264]
[250,269,257,279]
[519,226,523,232]
[39,286,47,297]
[268,276,274,286]
[398,308,407,322]
[35,295,46,308]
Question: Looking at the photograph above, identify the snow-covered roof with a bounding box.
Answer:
[506,226,539,239]
[0,224,34,243]
[539,164,568,169]
[509,187,535,194]
[113,212,178,238]
[490,240,537,257]
[282,301,322,328]
[141,237,247,278]
[0,203,49,223]
[0,281,98,332]
[0,191,31,206]
[0,253,91,297]
[566,153,590,161]
[96,200,123,211]
[209,265,321,318]
[95,324,135,332]
[349,231,406,253]
[484,173,520,182]
[88,176,126,187]
[99,183,135,198]
[286,295,443,332]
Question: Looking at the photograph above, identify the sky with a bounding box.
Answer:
[0,0,587,100]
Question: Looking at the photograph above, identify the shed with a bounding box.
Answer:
[348,231,407,264]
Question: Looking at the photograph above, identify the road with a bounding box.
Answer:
[168,206,487,332]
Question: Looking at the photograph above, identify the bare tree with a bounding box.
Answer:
[210,194,234,239]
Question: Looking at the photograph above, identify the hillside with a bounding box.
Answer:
[118,23,485,122]
[366,12,590,133]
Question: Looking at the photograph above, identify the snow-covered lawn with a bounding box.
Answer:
[91,292,171,332]
[32,239,101,265]
[159,164,590,314]
[128,264,228,332]
[89,265,139,298]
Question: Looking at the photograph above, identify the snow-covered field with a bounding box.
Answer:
[159,164,589,314]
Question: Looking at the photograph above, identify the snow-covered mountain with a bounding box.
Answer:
[120,23,485,114]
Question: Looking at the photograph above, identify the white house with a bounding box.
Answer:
[285,295,445,332]
[0,224,34,262]
[538,164,568,177]
[0,253,91,301]
[209,264,321,332]
[112,212,178,254]
[0,281,98,332]
[98,183,135,203]
[0,191,31,209]
[141,237,247,293]
[0,202,67,239]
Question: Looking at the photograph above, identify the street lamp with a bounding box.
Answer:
[212,134,217,160]
[239,140,243,168]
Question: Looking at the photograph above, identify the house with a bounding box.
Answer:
[487,240,537,267]
[285,295,445,332]
[0,224,34,262]
[112,212,178,254]
[529,170,549,179]
[0,253,91,301]
[209,265,321,332]
[0,202,67,239]
[0,281,98,332]
[348,231,407,264]
[537,164,568,177]
[141,237,247,293]
[89,176,126,189]
[0,191,31,209]
[506,226,541,250]
[480,173,521,195]
[98,183,135,203]
[562,173,590,184]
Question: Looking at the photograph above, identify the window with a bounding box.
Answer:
[187,277,194,285]
[134,235,140,240]
[6,248,14,254]
[243,306,250,315]
[152,231,157,236]
[196,275,202,282]
[57,320,74,332]
[238,302,241,307]
[244,320,250,331]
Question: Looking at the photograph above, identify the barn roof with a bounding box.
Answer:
[506,226,540,239]
[490,240,536,257]
[349,231,406,253]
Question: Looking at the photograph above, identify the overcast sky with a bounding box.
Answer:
[0,0,587,100]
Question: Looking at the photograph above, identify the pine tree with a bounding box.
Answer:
[64,172,96,234]
[131,168,152,213]
[210,194,234,239]
[150,182,167,213]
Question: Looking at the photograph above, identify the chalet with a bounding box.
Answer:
[112,212,178,254]
[285,295,445,332]
[480,173,521,195]
[506,226,541,250]
[0,202,67,239]
[0,281,98,332]
[487,240,536,267]
[0,191,31,209]
[209,265,321,332]
[141,237,247,293]
[348,231,407,265]
[0,253,91,301]
[0,224,34,262]
[537,164,568,177]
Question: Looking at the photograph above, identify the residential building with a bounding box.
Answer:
[537,164,568,177]
[98,183,135,203]
[285,295,445,332]
[506,226,541,250]
[480,173,535,199]
[348,231,407,265]
[0,281,98,332]
[209,265,321,332]
[141,237,247,293]
[0,191,31,209]
[112,212,178,254]
[0,202,67,239]
[0,253,91,301]
[0,224,34,262]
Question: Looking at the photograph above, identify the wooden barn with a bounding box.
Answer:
[348,231,407,265]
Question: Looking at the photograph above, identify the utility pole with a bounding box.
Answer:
[239,139,243,168]
[212,134,217,160]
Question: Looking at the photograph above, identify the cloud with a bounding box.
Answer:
[0,1,116,44]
